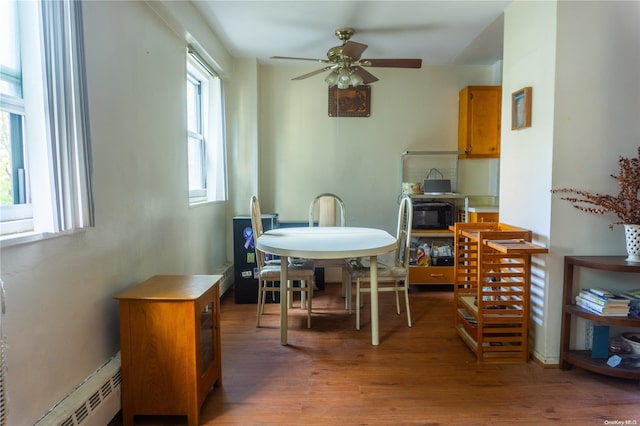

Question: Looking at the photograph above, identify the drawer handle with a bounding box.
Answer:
[429,274,445,278]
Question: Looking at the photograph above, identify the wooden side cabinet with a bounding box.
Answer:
[458,86,502,158]
[560,256,640,379]
[114,275,222,425]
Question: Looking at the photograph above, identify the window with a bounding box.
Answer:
[187,70,206,198]
[0,0,94,243]
[0,0,32,235]
[186,47,227,204]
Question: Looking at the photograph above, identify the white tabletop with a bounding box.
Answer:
[256,226,397,346]
[257,226,397,259]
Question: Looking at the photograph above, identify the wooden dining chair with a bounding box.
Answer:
[348,195,413,330]
[308,193,353,310]
[251,196,316,328]
[308,193,346,227]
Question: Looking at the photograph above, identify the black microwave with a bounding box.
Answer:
[412,201,454,230]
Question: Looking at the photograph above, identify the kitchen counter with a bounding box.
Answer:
[467,206,498,213]
[466,206,499,223]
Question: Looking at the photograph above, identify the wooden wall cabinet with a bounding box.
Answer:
[458,86,502,158]
[114,275,222,425]
[560,256,640,379]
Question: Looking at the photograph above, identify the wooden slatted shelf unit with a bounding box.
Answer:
[453,222,548,364]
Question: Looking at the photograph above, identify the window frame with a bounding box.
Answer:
[186,48,227,205]
[1,0,94,245]
[1,0,34,236]
[187,65,208,201]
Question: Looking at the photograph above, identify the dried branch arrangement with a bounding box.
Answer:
[552,146,640,227]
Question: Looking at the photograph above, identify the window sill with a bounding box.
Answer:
[0,228,86,249]
[189,199,226,208]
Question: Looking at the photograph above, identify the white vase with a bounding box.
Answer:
[624,224,640,263]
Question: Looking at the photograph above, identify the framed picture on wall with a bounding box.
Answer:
[511,87,532,130]
[328,85,371,117]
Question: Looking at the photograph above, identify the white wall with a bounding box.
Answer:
[549,0,640,353]
[501,0,640,363]
[501,0,558,363]
[258,64,498,234]
[0,1,233,423]
[501,1,557,235]
[225,58,261,259]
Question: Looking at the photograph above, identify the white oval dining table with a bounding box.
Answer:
[256,226,397,346]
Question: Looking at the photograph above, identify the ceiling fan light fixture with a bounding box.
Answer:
[337,68,352,89]
[324,70,339,86]
[326,67,365,88]
[350,71,364,87]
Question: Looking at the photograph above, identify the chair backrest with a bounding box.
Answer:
[395,196,413,268]
[309,193,346,227]
[250,195,266,270]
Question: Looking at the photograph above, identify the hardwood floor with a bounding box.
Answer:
[114,283,640,425]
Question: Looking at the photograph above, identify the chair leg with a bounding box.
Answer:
[256,280,262,327]
[356,278,361,330]
[394,281,401,315]
[306,279,313,328]
[300,279,312,310]
[264,288,269,313]
[261,282,269,314]
[343,266,352,313]
[404,283,412,327]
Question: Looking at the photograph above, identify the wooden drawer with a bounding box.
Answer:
[409,265,454,284]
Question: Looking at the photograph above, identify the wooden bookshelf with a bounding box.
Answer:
[560,256,640,379]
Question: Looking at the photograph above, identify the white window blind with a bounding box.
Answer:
[41,0,94,231]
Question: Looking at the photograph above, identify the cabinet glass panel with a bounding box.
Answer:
[200,301,214,374]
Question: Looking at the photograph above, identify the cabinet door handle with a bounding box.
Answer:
[429,274,445,278]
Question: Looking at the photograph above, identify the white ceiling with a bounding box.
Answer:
[192,0,511,67]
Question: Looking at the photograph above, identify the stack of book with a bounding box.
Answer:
[575,288,630,317]
[622,289,640,319]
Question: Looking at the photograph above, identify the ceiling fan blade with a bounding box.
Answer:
[271,56,330,64]
[341,41,368,61]
[353,67,379,84]
[361,58,423,68]
[291,66,334,80]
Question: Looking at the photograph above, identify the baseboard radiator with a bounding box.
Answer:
[216,262,234,296]
[34,353,121,426]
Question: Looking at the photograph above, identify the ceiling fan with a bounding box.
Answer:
[271,28,422,88]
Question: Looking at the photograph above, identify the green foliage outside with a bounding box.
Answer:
[0,111,14,206]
